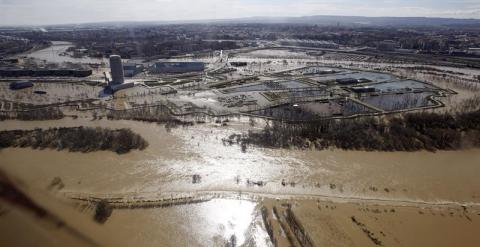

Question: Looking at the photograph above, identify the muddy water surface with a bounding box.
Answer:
[102,199,271,247]
[1,118,480,204]
[25,41,108,64]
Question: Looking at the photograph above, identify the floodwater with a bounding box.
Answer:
[102,199,271,247]
[0,81,104,105]
[1,118,480,205]
[222,80,311,94]
[370,80,435,92]
[2,118,480,246]
[249,99,373,120]
[3,43,480,246]
[361,92,435,111]
[25,41,108,64]
[312,71,395,83]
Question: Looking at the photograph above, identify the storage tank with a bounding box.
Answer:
[109,55,124,85]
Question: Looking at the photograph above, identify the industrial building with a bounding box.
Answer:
[0,68,92,77]
[109,55,125,85]
[9,81,33,90]
[149,62,205,74]
[123,63,144,77]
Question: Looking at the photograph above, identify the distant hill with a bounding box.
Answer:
[217,15,480,27]
[20,15,480,29]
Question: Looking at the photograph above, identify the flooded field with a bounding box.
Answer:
[222,80,313,94]
[360,92,437,111]
[369,80,436,92]
[310,71,395,84]
[248,99,373,120]
[0,81,103,105]
[236,49,314,59]
[25,41,108,65]
[285,199,480,247]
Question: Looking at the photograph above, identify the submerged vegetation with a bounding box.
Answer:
[0,107,64,121]
[239,111,480,152]
[0,127,148,154]
[94,200,113,224]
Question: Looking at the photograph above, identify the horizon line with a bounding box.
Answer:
[1,14,480,28]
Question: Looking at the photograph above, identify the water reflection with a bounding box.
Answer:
[26,41,108,64]
[199,199,259,246]
[103,199,271,247]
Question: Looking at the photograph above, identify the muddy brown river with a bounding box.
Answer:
[1,118,480,205]
[2,117,480,246]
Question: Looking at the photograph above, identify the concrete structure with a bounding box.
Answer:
[336,78,358,85]
[107,82,135,93]
[109,55,124,85]
[149,62,205,74]
[351,86,376,93]
[230,62,248,67]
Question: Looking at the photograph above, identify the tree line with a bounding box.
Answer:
[241,110,480,152]
[0,107,64,121]
[0,127,148,154]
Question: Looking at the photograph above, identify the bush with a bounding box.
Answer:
[94,200,113,224]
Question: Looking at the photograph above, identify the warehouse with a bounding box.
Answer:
[149,62,205,74]
[123,63,144,77]
[0,68,92,77]
[9,80,33,90]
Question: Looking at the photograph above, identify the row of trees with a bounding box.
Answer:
[0,127,148,154]
[0,107,64,121]
[243,110,480,152]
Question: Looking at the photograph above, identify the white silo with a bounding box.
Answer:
[109,55,124,85]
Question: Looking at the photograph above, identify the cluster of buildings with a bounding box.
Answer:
[107,55,206,93]
[376,40,398,51]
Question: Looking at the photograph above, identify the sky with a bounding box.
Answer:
[0,0,479,26]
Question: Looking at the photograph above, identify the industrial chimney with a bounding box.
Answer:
[109,55,124,85]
